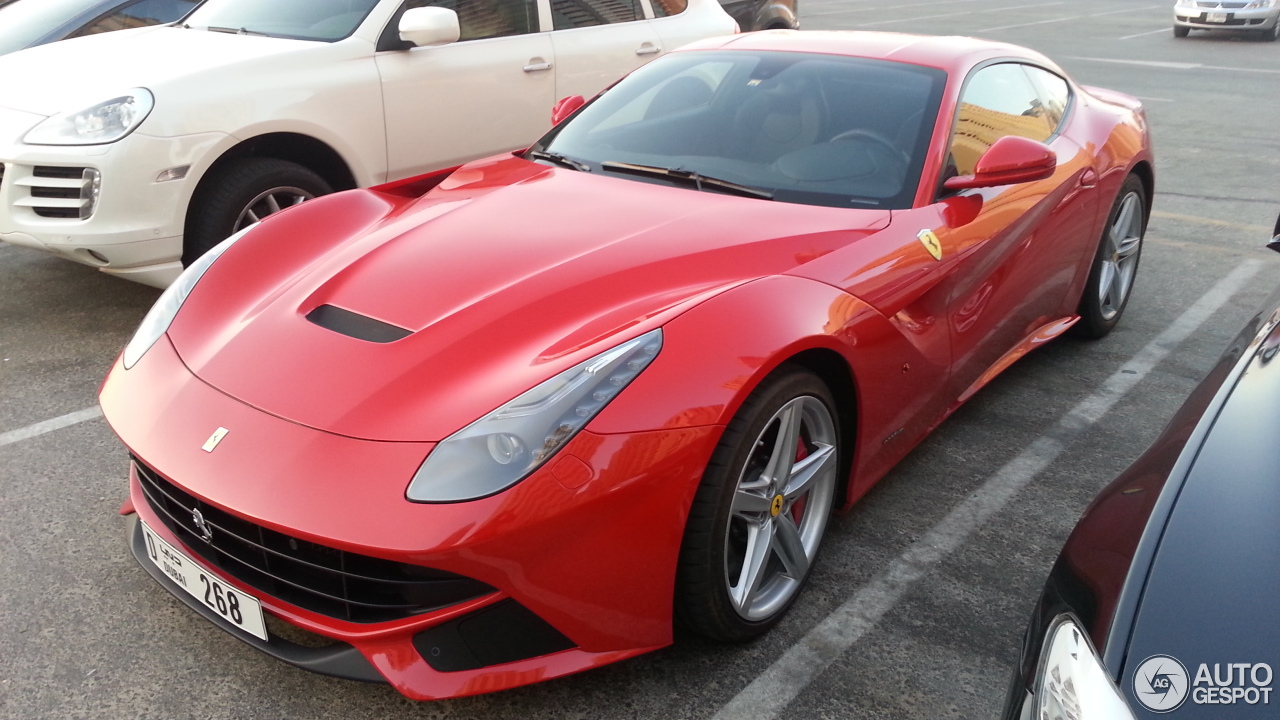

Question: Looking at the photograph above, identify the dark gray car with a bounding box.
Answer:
[0,0,201,57]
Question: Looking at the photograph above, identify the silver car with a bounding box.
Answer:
[1174,0,1280,40]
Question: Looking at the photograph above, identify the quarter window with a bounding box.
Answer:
[551,0,644,29]
[949,63,1063,177]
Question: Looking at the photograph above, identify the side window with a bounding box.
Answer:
[551,0,644,30]
[1024,66,1071,129]
[70,0,200,37]
[949,63,1059,177]
[650,0,688,18]
[405,0,537,40]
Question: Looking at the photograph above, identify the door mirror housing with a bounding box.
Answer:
[551,96,586,126]
[943,135,1057,191]
[399,7,460,48]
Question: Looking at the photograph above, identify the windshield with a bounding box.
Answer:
[531,51,946,209]
[0,0,105,55]
[183,0,380,41]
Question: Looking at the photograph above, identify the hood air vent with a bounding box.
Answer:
[306,305,412,343]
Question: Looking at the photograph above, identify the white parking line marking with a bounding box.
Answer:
[1135,96,1174,102]
[820,0,1059,20]
[979,5,1158,31]
[1070,56,1280,74]
[1120,27,1170,40]
[806,0,980,17]
[0,406,103,448]
[1152,210,1273,233]
[711,259,1265,720]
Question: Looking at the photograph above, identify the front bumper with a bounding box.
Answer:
[0,106,226,287]
[1174,5,1280,29]
[102,335,722,699]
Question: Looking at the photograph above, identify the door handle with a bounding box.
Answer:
[635,44,661,56]
[523,61,553,72]
[1079,167,1098,188]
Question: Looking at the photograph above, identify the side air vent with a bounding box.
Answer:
[306,305,412,343]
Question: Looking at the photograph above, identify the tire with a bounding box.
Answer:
[183,158,332,265]
[1262,21,1280,41]
[675,367,840,642]
[1075,174,1146,339]
[1173,25,1190,38]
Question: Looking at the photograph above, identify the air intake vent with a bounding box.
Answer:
[306,304,412,343]
[15,166,99,219]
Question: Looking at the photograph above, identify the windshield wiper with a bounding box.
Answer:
[201,25,269,36]
[600,161,773,200]
[527,150,590,172]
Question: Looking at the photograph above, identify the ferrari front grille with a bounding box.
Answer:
[133,458,496,623]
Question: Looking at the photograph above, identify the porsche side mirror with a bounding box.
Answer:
[399,7,460,48]
[943,135,1057,191]
[552,95,585,126]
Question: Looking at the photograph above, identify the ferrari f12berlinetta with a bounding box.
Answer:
[101,30,1153,699]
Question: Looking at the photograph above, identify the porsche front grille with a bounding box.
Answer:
[134,458,495,623]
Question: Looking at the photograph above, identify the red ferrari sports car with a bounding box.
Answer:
[100,31,1153,699]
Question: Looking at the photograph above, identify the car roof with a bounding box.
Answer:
[678,30,1062,76]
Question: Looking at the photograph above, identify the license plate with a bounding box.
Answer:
[1207,12,1228,22]
[141,519,268,640]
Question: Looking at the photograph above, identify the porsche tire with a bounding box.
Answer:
[675,366,839,642]
[184,158,331,265]
[1075,174,1146,339]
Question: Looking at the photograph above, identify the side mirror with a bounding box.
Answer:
[943,135,1057,191]
[551,95,585,126]
[399,7,460,48]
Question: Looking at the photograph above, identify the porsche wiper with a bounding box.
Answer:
[527,150,590,172]
[600,161,773,200]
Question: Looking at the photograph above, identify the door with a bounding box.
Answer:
[546,0,663,100]
[376,0,556,178]
[937,62,1100,402]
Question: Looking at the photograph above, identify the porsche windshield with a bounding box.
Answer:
[532,51,947,209]
[183,0,380,41]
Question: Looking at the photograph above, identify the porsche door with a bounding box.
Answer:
[375,0,556,177]
[546,0,663,100]
[933,62,1100,403]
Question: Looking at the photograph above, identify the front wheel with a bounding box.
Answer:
[675,367,841,642]
[183,158,332,265]
[1173,25,1190,38]
[1075,174,1146,339]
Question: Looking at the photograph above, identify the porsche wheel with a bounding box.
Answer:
[676,367,839,642]
[1075,174,1146,339]
[184,158,331,265]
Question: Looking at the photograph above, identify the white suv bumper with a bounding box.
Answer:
[0,107,226,288]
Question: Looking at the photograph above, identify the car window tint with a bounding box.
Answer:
[650,0,688,18]
[950,62,1058,176]
[70,0,200,37]
[1023,65,1071,129]
[403,0,536,38]
[551,0,644,29]
[183,0,382,42]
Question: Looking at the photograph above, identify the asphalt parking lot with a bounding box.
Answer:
[2,1,1279,718]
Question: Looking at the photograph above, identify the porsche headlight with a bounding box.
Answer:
[407,328,663,503]
[24,89,154,146]
[122,226,252,369]
[1033,616,1136,720]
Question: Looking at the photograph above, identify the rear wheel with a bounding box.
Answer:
[1173,25,1190,38]
[1075,174,1146,339]
[183,158,331,265]
[675,367,840,642]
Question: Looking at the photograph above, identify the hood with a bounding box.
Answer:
[168,155,890,442]
[1121,329,1280,717]
[0,26,321,117]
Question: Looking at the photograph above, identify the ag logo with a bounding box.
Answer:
[917,229,943,261]
[1134,654,1190,713]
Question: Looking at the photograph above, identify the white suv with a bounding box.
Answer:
[0,0,735,287]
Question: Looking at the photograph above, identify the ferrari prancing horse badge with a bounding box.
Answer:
[917,229,943,261]
[202,427,229,453]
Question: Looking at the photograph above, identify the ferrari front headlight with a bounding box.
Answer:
[406,328,663,502]
[24,89,154,146]
[1034,616,1137,720]
[122,226,253,369]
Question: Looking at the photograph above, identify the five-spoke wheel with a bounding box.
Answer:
[1076,174,1146,338]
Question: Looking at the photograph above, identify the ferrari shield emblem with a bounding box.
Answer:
[202,427,229,453]
[917,229,943,261]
